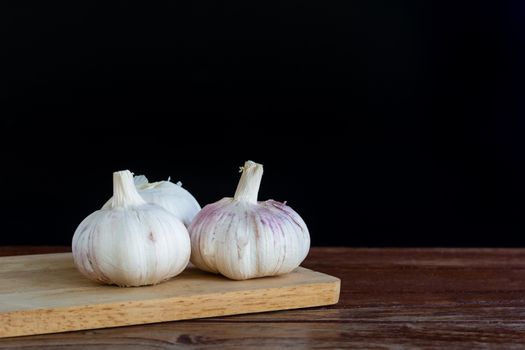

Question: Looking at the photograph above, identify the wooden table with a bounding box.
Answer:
[1,247,525,349]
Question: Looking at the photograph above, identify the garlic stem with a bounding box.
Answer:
[111,170,147,208]
[233,161,264,204]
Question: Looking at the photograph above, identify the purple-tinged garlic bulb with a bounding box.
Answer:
[188,160,310,280]
[72,170,190,287]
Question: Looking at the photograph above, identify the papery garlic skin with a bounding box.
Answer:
[73,170,190,287]
[103,175,201,227]
[189,161,310,280]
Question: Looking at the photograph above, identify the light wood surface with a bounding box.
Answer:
[0,252,340,338]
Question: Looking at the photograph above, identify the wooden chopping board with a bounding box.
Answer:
[0,253,340,338]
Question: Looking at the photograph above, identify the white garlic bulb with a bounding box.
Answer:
[189,160,310,280]
[103,175,201,227]
[72,170,191,287]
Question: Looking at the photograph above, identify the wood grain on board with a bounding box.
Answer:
[0,252,339,338]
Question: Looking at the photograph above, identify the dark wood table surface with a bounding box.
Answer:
[1,246,525,349]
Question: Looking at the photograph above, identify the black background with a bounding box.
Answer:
[2,1,525,246]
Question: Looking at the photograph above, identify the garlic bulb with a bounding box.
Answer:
[103,175,201,227]
[189,160,310,280]
[72,170,191,287]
